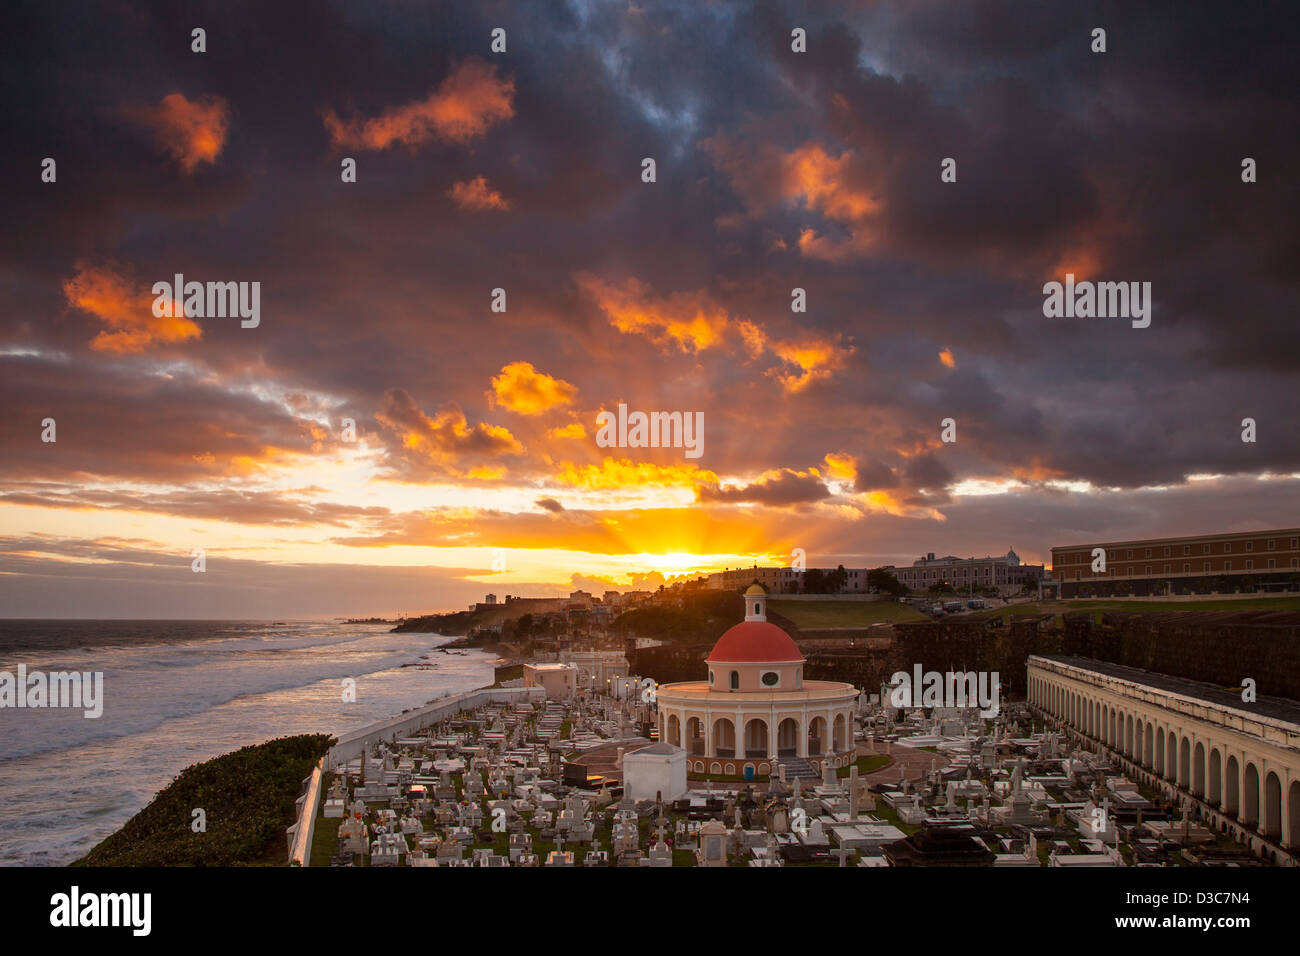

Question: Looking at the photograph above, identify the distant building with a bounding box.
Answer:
[522,662,578,699]
[887,549,1043,596]
[706,565,876,594]
[1051,528,1300,598]
[484,593,497,605]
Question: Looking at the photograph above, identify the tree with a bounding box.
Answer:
[868,568,906,596]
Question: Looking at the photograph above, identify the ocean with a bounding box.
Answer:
[0,620,496,866]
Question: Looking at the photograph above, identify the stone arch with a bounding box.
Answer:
[808,716,827,756]
[1192,742,1206,797]
[709,761,722,775]
[713,717,736,758]
[833,713,847,752]
[1135,721,1144,765]
[743,718,768,758]
[1263,771,1282,841]
[1166,731,1177,780]
[1143,722,1154,768]
[666,714,681,747]
[1178,736,1190,788]
[777,717,800,757]
[1243,762,1260,828]
[1289,780,1300,850]
[1225,755,1240,817]
[1208,748,1223,806]
[1154,728,1165,776]
[724,762,735,776]
[685,716,704,755]
[1126,714,1134,756]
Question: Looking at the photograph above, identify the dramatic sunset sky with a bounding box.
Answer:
[1,1,1296,617]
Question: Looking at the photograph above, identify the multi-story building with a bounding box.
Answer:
[1051,528,1300,598]
[887,549,1044,596]
[705,565,876,594]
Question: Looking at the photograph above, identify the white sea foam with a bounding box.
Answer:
[0,622,493,865]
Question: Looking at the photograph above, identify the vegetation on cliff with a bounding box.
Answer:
[74,733,335,867]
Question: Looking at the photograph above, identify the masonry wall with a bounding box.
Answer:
[1060,611,1300,699]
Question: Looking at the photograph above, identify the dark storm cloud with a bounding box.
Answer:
[697,469,831,506]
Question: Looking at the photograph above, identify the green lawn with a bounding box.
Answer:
[769,599,927,628]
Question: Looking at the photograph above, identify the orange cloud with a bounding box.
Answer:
[125,93,230,173]
[576,273,853,393]
[782,144,878,222]
[939,348,956,369]
[490,362,578,415]
[63,263,200,353]
[822,453,857,482]
[555,457,718,492]
[376,389,522,477]
[548,422,587,440]
[323,59,514,150]
[449,175,511,211]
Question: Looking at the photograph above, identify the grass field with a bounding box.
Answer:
[768,599,929,628]
[969,595,1300,623]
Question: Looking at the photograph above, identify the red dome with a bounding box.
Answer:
[707,621,804,663]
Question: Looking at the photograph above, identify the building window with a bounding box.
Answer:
[1268,559,1275,569]
[1246,560,1253,570]
[1292,558,1298,568]
[761,671,780,687]
[1126,550,1133,559]
[1225,561,1231,571]
[1267,539,1275,550]
[1164,547,1171,557]
[729,671,739,690]
[1163,564,1171,573]
[1225,542,1232,552]
[1182,545,1190,555]
[1204,562,1211,572]
[1246,542,1253,551]
[709,670,715,685]
[1203,544,1211,554]
[1145,565,1151,574]
[1290,538,1297,549]
[1144,548,1152,558]
[1183,563,1190,573]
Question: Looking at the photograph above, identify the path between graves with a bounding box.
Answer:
[857,742,946,786]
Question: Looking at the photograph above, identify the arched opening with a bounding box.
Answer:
[1263,772,1282,841]
[833,713,846,752]
[1192,742,1206,797]
[808,716,826,756]
[685,717,704,755]
[1154,729,1165,776]
[1135,721,1144,765]
[1178,737,1190,788]
[729,670,739,690]
[743,718,769,759]
[1208,749,1222,806]
[1166,731,1177,780]
[1144,722,1154,768]
[713,717,735,758]
[777,718,799,757]
[1225,755,1240,817]
[666,714,681,747]
[1126,715,1134,756]
[1243,763,1260,828]
[1289,780,1300,850]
